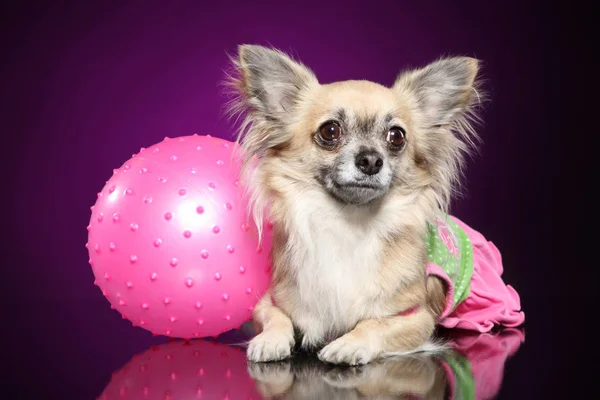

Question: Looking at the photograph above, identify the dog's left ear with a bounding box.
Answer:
[393,57,481,128]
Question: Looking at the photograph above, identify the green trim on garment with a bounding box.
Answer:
[426,215,474,312]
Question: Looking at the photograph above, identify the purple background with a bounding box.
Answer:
[1,0,591,398]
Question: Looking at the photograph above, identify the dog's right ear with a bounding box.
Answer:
[227,45,318,158]
[237,44,318,118]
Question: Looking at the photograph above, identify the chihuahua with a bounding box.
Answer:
[227,45,524,365]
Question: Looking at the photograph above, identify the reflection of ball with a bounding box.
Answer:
[99,340,261,400]
[87,135,272,339]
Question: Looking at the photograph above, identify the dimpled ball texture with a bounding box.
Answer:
[98,340,262,399]
[87,134,272,339]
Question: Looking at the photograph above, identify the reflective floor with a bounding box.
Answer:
[5,297,587,399]
[97,327,523,400]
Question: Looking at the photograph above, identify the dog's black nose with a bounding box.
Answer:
[355,150,384,175]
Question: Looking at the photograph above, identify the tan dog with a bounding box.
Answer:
[227,44,483,365]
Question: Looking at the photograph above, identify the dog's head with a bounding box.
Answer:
[227,45,483,226]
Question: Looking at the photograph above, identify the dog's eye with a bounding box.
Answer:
[387,127,406,149]
[318,121,342,142]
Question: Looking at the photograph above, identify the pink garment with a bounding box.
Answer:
[426,216,525,333]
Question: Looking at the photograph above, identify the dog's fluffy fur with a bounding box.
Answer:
[226,45,484,365]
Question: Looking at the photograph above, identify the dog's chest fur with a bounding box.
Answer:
[274,191,400,346]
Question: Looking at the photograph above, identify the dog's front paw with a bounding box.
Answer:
[247,331,295,362]
[318,335,379,365]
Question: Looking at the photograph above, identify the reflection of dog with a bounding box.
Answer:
[249,353,448,400]
[248,328,525,400]
[228,44,524,365]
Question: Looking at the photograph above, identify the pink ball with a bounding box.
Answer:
[87,135,272,339]
[98,340,262,399]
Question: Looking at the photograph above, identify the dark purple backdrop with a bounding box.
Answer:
[1,1,592,398]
